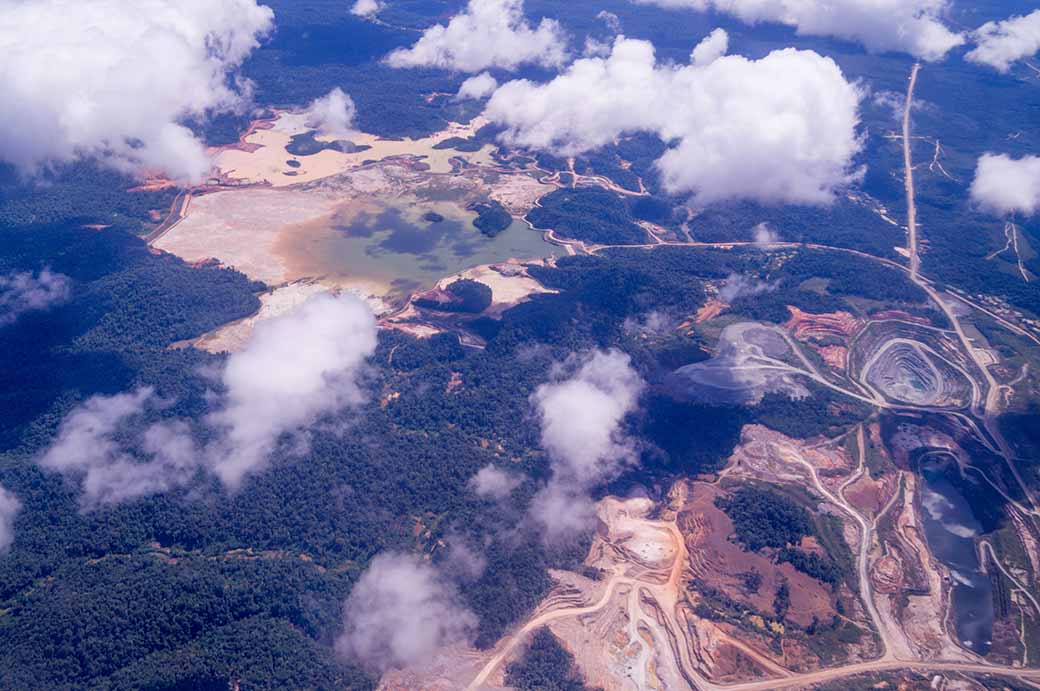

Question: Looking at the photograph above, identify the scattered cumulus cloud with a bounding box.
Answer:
[0,268,71,326]
[970,153,1040,217]
[455,72,499,100]
[351,0,382,17]
[469,464,522,499]
[690,27,728,66]
[302,88,357,137]
[39,294,378,506]
[871,90,905,122]
[530,349,643,541]
[385,0,567,72]
[629,0,963,61]
[966,10,1040,73]
[207,293,378,489]
[529,483,597,542]
[583,37,613,58]
[484,35,863,205]
[38,388,200,508]
[336,552,477,673]
[0,486,21,553]
[718,273,778,303]
[623,310,673,336]
[752,222,780,245]
[444,534,488,580]
[0,0,274,182]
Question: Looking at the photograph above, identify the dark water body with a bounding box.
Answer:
[919,453,994,655]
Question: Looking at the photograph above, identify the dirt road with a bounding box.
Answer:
[144,190,192,244]
[902,63,921,279]
[893,64,1038,513]
[777,439,893,662]
[464,575,628,690]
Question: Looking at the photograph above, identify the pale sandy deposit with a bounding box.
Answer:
[433,260,556,314]
[216,113,497,187]
[190,280,388,353]
[154,187,341,285]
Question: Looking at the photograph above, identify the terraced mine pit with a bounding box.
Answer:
[862,339,972,408]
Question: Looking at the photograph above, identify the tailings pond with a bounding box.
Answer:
[918,451,994,655]
[275,194,554,300]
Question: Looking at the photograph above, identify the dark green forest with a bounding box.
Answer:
[505,628,599,691]
[413,278,493,313]
[527,188,649,245]
[470,200,513,237]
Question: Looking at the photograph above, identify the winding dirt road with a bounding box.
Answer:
[777,436,892,662]
[465,575,628,690]
[463,490,1040,691]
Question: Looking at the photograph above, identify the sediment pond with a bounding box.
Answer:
[918,452,994,655]
[275,193,555,299]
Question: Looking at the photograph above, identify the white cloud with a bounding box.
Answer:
[529,482,597,541]
[0,0,274,183]
[0,268,71,326]
[469,464,521,499]
[752,222,780,245]
[691,27,728,66]
[484,36,863,205]
[583,37,613,58]
[597,10,622,34]
[0,486,21,553]
[970,153,1040,217]
[530,349,643,541]
[207,293,378,489]
[966,10,1040,73]
[718,273,778,302]
[445,534,488,580]
[385,0,567,72]
[630,0,963,61]
[40,294,378,505]
[302,88,357,137]
[351,0,382,17]
[623,310,673,336]
[534,350,643,485]
[336,552,477,673]
[38,388,201,508]
[456,72,499,101]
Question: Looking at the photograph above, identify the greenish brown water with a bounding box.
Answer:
[275,194,554,299]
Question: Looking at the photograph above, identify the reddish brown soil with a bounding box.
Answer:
[845,473,896,517]
[696,298,727,323]
[679,483,837,629]
[785,306,862,343]
[813,344,849,370]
